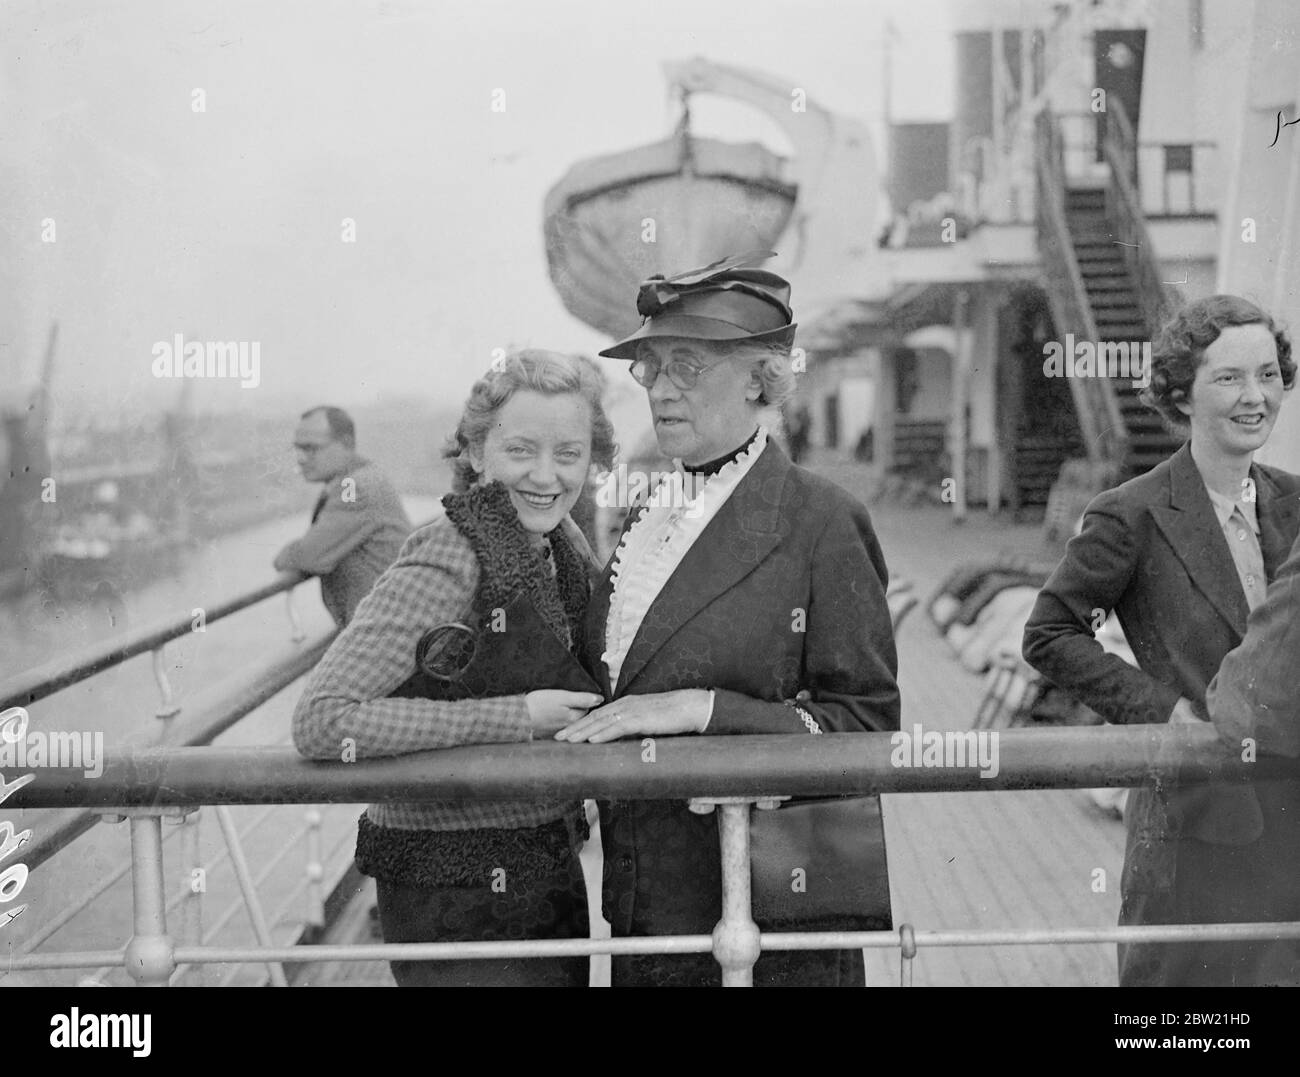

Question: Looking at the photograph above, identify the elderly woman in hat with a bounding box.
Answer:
[557,252,901,987]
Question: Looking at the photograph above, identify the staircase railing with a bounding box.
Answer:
[1103,98,1178,337]
[1033,106,1128,466]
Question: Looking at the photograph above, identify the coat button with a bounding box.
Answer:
[618,855,633,871]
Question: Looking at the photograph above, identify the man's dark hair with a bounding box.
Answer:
[301,405,356,448]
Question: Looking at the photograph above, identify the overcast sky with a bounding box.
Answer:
[1,0,954,422]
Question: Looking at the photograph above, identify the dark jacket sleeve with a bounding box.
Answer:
[1022,492,1181,725]
[709,497,901,735]
[1206,530,1300,758]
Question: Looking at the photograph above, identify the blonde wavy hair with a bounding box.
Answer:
[443,350,618,493]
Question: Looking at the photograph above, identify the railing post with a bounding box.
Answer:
[714,802,761,986]
[899,923,916,987]
[123,812,176,987]
[150,646,181,721]
[303,807,326,934]
[691,797,762,987]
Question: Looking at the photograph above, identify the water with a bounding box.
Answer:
[3,497,439,733]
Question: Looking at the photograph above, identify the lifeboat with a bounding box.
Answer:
[543,57,887,339]
[543,120,797,340]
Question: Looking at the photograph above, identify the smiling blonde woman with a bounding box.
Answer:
[292,350,615,987]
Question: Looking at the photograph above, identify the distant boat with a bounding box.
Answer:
[38,534,186,600]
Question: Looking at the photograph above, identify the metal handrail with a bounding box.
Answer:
[0,570,309,712]
[1104,95,1139,191]
[1103,97,1178,334]
[12,727,1298,809]
[16,630,335,871]
[9,730,1298,987]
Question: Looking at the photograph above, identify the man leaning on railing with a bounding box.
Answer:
[274,406,411,627]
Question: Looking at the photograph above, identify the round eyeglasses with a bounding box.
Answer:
[628,355,715,390]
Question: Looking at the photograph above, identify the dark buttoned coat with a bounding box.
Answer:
[582,439,901,987]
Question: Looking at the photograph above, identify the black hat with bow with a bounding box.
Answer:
[597,250,797,360]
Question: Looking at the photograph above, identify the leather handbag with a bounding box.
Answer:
[749,794,893,929]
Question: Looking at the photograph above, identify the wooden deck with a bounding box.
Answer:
[295,458,1129,987]
[846,464,1124,987]
[872,793,1123,986]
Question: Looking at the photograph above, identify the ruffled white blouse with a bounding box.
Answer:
[602,427,769,693]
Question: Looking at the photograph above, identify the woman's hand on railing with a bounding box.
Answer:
[525,690,605,738]
[554,690,712,743]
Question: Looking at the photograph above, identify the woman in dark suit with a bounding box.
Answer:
[557,253,901,987]
[1023,295,1300,986]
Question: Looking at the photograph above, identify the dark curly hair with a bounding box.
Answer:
[443,350,618,493]
[1142,294,1295,430]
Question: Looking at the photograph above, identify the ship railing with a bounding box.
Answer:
[8,728,1299,987]
[5,507,452,984]
[1,563,344,986]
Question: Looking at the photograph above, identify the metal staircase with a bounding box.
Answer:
[1034,101,1183,483]
[1063,186,1181,474]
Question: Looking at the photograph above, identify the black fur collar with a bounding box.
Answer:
[442,481,589,649]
